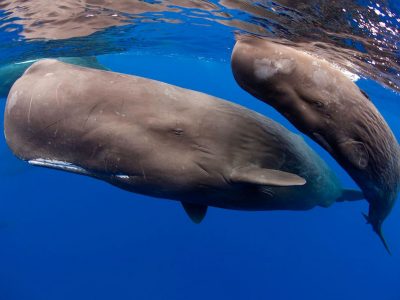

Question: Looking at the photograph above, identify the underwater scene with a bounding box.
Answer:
[0,0,399,299]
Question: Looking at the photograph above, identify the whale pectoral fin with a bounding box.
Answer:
[230,166,306,187]
[181,202,208,224]
[336,189,365,202]
[339,140,369,169]
[312,132,333,154]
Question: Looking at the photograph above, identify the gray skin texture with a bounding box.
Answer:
[5,59,351,218]
[0,57,107,98]
[231,36,400,250]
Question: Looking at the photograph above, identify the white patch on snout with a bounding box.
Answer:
[254,58,295,80]
[44,72,54,77]
[115,175,129,179]
[312,67,330,88]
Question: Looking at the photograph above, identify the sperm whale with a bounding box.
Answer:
[231,36,400,253]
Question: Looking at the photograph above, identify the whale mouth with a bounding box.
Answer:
[27,158,131,181]
[28,158,92,176]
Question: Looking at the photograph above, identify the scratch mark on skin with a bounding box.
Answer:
[54,122,59,137]
[139,162,147,181]
[195,161,210,176]
[56,83,61,106]
[83,103,101,129]
[54,83,62,137]
[27,93,34,124]
[261,187,274,198]
[27,118,66,144]
[193,143,213,156]
[89,145,101,159]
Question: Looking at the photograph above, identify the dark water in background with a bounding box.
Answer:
[0,1,399,299]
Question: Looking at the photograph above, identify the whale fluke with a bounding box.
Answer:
[182,203,208,224]
[363,213,392,255]
[377,229,392,256]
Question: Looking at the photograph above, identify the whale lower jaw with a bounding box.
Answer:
[27,158,131,181]
[28,158,92,176]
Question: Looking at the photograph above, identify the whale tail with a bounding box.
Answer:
[376,228,392,256]
[362,213,392,255]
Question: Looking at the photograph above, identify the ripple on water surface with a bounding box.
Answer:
[0,0,398,92]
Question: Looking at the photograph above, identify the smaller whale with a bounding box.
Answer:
[0,56,107,98]
[4,59,362,228]
[231,36,400,253]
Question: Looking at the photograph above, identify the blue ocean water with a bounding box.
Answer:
[0,1,400,299]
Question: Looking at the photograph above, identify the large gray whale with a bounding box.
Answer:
[4,59,362,224]
[231,36,400,252]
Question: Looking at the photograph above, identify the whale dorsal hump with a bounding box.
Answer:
[230,166,306,187]
[181,202,208,224]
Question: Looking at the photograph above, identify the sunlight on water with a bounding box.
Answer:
[0,0,399,91]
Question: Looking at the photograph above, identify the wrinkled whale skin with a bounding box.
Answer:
[231,37,400,242]
[5,59,350,214]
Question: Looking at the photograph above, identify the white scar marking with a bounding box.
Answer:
[312,68,330,88]
[56,83,61,105]
[27,93,34,124]
[254,58,295,80]
[53,83,62,137]
[139,162,147,181]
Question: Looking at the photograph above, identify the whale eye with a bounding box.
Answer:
[172,128,184,136]
[301,95,324,110]
[312,101,324,109]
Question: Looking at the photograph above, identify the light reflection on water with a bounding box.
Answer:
[0,0,399,92]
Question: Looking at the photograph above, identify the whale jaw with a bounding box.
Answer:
[28,158,92,176]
